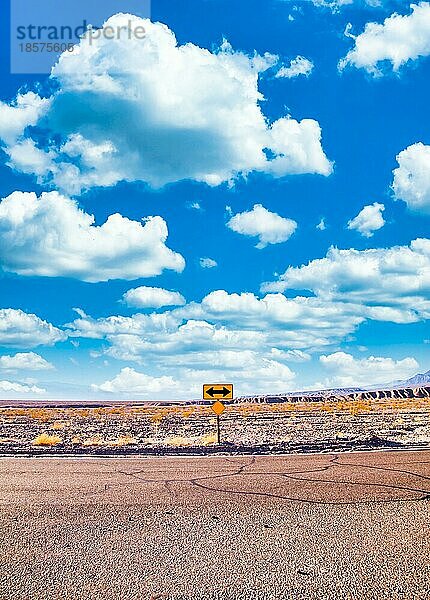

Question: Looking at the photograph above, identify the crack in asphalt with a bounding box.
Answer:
[100,454,430,505]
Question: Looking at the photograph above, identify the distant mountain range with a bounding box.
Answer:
[235,371,430,403]
[393,370,430,388]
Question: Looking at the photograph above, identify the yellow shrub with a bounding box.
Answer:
[83,435,105,446]
[109,435,137,446]
[200,433,217,445]
[150,411,165,425]
[32,433,62,446]
[163,435,194,447]
[77,409,90,419]
[163,432,218,447]
[29,409,50,422]
[180,407,195,419]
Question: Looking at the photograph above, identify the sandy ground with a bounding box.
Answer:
[1,451,430,600]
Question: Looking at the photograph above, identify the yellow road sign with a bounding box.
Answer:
[203,383,233,400]
[211,400,226,416]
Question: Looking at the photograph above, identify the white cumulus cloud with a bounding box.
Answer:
[311,0,404,8]
[227,204,297,248]
[0,309,66,348]
[199,257,218,269]
[92,367,179,396]
[67,267,430,397]
[0,352,53,371]
[316,217,327,231]
[0,15,332,195]
[123,286,186,309]
[347,202,385,237]
[67,291,366,375]
[92,359,296,398]
[311,0,353,9]
[262,238,430,323]
[392,142,430,212]
[0,191,184,282]
[0,92,50,145]
[276,55,314,78]
[0,380,46,394]
[340,2,430,74]
[319,351,419,387]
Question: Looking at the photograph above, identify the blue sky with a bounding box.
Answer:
[0,0,429,399]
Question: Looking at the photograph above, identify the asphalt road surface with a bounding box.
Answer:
[1,450,430,599]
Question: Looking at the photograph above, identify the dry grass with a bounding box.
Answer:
[1,395,429,425]
[163,432,218,447]
[180,407,196,419]
[52,421,66,430]
[150,410,167,425]
[106,407,127,416]
[28,409,51,422]
[233,396,430,417]
[200,433,217,445]
[82,435,105,447]
[109,435,137,447]
[1,395,430,454]
[163,435,194,447]
[32,433,62,446]
[81,434,137,447]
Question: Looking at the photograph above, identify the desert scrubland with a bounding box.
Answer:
[1,393,430,454]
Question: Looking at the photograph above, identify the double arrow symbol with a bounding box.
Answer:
[206,386,231,398]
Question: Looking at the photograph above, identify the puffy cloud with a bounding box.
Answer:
[340,3,430,74]
[319,351,419,387]
[0,352,53,371]
[392,142,430,212]
[316,217,327,231]
[0,92,50,145]
[5,139,56,178]
[276,349,312,362]
[67,234,430,395]
[123,286,186,309]
[68,288,373,396]
[276,56,314,78]
[347,202,385,237]
[227,204,297,248]
[311,0,353,9]
[0,309,66,348]
[0,380,46,394]
[0,15,332,195]
[0,191,184,282]
[92,358,296,398]
[186,290,362,333]
[92,367,178,396]
[262,239,430,323]
[311,0,401,8]
[68,269,429,396]
[67,290,366,368]
[199,257,218,268]
[72,276,430,374]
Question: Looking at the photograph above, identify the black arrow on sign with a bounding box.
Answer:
[206,386,230,398]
